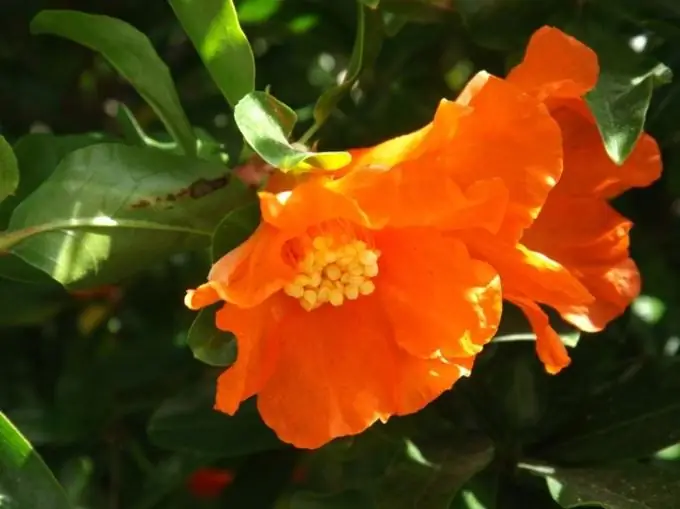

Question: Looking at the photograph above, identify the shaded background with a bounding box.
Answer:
[3,0,680,507]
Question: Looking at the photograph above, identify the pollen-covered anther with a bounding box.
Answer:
[283,235,380,311]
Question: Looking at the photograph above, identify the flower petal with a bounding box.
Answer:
[511,297,572,374]
[465,230,594,309]
[333,162,509,233]
[259,177,371,232]
[523,194,640,331]
[507,26,599,101]
[214,295,287,415]
[392,354,474,417]
[185,282,221,310]
[551,102,662,199]
[376,228,502,359]
[256,295,396,449]
[557,258,640,332]
[255,293,475,449]
[208,222,294,308]
[452,72,564,242]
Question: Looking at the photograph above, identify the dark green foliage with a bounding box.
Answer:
[2,0,680,508]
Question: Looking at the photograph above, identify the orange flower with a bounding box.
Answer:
[186,71,567,448]
[467,26,662,373]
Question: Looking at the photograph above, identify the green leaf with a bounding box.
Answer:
[234,91,352,173]
[586,69,666,165]
[170,0,256,109]
[523,462,680,509]
[376,433,494,508]
[565,19,672,165]
[31,10,196,155]
[0,133,114,285]
[114,102,175,150]
[0,136,19,204]
[187,307,236,367]
[0,143,249,288]
[536,361,680,463]
[211,201,260,260]
[0,412,72,509]
[310,4,383,130]
[147,380,285,457]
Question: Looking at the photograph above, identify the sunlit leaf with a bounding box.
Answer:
[0,133,115,285]
[170,0,256,108]
[0,136,19,205]
[0,412,72,509]
[234,91,351,173]
[31,10,196,154]
[0,144,249,288]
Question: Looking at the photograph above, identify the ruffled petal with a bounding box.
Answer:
[523,194,640,331]
[551,102,662,199]
[511,297,572,374]
[336,75,562,241]
[392,354,474,416]
[185,282,221,310]
[464,230,594,309]
[214,295,287,415]
[259,177,372,233]
[507,26,599,101]
[327,163,400,229]
[557,258,640,332]
[256,295,396,449]
[376,228,502,359]
[255,292,477,449]
[333,163,509,233]
[451,72,564,242]
[208,222,295,308]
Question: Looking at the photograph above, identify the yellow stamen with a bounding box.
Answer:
[283,235,381,311]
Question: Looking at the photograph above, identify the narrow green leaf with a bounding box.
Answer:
[31,10,196,155]
[234,91,351,173]
[0,136,19,204]
[523,462,680,509]
[147,380,284,457]
[187,307,236,367]
[170,0,256,108]
[0,412,72,509]
[1,143,249,288]
[115,102,175,150]
[311,4,380,127]
[211,201,260,261]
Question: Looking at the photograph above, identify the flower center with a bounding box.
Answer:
[283,235,380,311]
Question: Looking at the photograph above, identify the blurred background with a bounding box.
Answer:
[3,0,680,508]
